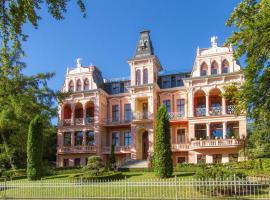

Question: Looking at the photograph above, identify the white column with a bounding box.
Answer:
[71,131,75,146]
[71,104,75,125]
[83,104,86,125]
[206,123,211,139]
[222,97,226,115]
[188,88,193,117]
[205,94,209,116]
[223,121,227,139]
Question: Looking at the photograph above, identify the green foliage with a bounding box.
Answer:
[71,172,124,181]
[27,115,43,180]
[153,106,173,178]
[175,163,205,173]
[84,156,105,176]
[108,144,116,170]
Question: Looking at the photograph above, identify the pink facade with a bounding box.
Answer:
[56,32,246,167]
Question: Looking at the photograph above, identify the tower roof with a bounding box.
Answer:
[134,30,154,58]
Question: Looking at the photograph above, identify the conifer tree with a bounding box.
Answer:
[27,115,43,180]
[108,144,116,170]
[153,106,173,178]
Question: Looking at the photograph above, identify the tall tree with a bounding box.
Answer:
[225,0,270,158]
[0,0,86,169]
[108,144,116,170]
[27,115,43,180]
[153,106,173,178]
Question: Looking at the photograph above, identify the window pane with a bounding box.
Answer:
[177,99,185,113]
[112,132,120,146]
[64,132,71,146]
[112,105,119,122]
[177,129,185,144]
[86,131,95,145]
[75,131,83,146]
[163,100,171,112]
[124,104,131,121]
[124,131,131,146]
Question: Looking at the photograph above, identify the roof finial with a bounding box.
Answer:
[76,58,82,68]
[211,36,218,48]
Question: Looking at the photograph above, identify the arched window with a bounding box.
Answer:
[143,68,148,84]
[136,69,141,86]
[76,79,82,91]
[84,78,89,91]
[211,61,218,75]
[69,80,74,92]
[200,62,208,76]
[222,60,230,73]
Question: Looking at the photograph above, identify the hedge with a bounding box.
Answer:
[70,172,124,181]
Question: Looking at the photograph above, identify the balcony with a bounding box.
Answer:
[105,118,131,126]
[57,145,96,154]
[227,105,236,114]
[209,106,222,116]
[171,144,189,151]
[85,117,94,125]
[195,107,206,117]
[102,146,131,154]
[133,112,152,121]
[63,119,71,126]
[168,112,184,121]
[190,138,244,149]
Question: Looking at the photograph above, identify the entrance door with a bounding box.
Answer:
[142,103,148,119]
[142,131,149,160]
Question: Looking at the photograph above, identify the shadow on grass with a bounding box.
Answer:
[174,172,195,177]
[123,173,144,179]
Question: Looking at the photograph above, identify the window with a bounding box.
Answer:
[176,75,183,87]
[210,123,223,139]
[162,77,171,88]
[177,129,185,144]
[112,83,120,94]
[163,99,171,112]
[213,154,222,163]
[124,81,130,93]
[75,131,83,146]
[143,68,148,84]
[112,105,119,122]
[177,99,185,113]
[124,104,132,122]
[63,159,69,167]
[64,132,71,146]
[229,153,238,162]
[200,63,208,76]
[197,154,206,164]
[227,122,239,138]
[222,60,229,73]
[171,76,176,87]
[124,131,132,146]
[177,157,186,164]
[84,78,89,91]
[86,131,94,145]
[69,80,74,92]
[195,124,207,139]
[76,79,82,91]
[112,132,120,146]
[211,61,218,75]
[74,158,80,167]
[136,70,141,86]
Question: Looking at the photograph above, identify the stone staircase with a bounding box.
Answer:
[120,159,149,169]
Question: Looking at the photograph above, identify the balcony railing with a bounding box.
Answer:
[75,118,83,125]
[57,145,96,154]
[209,106,222,116]
[227,105,236,114]
[63,119,72,126]
[133,112,152,120]
[106,118,131,125]
[195,107,206,117]
[85,117,94,124]
[190,139,244,148]
[102,146,131,154]
[168,112,185,120]
[171,144,189,151]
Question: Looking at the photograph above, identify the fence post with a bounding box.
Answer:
[125,176,127,200]
[175,176,178,200]
[234,174,237,196]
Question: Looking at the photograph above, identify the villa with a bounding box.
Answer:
[56,30,247,168]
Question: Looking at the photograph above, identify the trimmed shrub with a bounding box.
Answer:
[84,156,105,176]
[153,106,173,178]
[71,172,124,181]
[27,115,43,180]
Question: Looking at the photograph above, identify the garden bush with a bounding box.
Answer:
[71,172,124,181]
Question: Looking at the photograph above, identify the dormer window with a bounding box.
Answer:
[143,68,148,84]
[112,83,120,94]
[200,63,208,76]
[68,80,74,92]
[136,69,141,86]
[222,60,230,73]
[211,61,218,75]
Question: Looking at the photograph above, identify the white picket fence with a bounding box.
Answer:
[0,176,269,199]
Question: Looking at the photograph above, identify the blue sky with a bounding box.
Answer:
[22,0,242,91]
